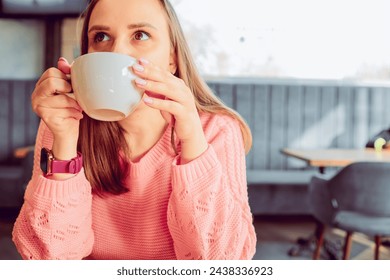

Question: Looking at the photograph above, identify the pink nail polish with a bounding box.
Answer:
[143,96,153,104]
[133,63,144,72]
[139,58,149,65]
[135,78,147,86]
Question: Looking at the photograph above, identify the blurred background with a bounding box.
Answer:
[1,0,390,260]
[2,0,390,80]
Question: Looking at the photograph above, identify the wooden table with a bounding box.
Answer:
[281,148,390,173]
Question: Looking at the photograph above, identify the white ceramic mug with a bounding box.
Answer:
[70,52,143,121]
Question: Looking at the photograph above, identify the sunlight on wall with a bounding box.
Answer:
[291,105,346,149]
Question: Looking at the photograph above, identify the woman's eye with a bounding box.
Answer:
[94,32,110,43]
[134,31,150,41]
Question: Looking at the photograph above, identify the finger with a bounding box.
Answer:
[57,57,71,75]
[145,91,165,100]
[135,77,189,104]
[132,58,180,90]
[35,77,73,98]
[143,94,183,116]
[36,67,69,87]
[132,58,192,104]
[38,107,84,122]
[32,94,82,114]
[39,94,82,110]
[132,58,166,82]
[160,110,173,124]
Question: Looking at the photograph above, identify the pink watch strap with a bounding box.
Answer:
[51,152,83,174]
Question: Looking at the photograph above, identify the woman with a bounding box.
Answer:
[12,0,256,260]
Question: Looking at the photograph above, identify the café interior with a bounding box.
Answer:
[1,0,390,260]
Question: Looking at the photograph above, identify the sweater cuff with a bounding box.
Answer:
[30,168,91,200]
[171,145,220,186]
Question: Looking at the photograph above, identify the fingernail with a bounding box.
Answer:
[135,78,147,86]
[58,57,67,62]
[133,63,144,72]
[143,96,153,104]
[139,58,149,65]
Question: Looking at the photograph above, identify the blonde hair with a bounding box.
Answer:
[160,0,252,152]
[78,0,252,195]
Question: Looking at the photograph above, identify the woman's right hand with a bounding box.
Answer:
[31,57,83,159]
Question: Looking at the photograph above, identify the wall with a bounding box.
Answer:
[61,18,83,62]
[207,78,390,171]
[0,19,44,79]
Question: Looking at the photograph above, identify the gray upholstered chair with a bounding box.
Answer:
[309,161,390,260]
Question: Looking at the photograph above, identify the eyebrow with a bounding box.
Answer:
[88,23,157,33]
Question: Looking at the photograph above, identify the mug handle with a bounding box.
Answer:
[58,58,77,100]
[63,73,76,100]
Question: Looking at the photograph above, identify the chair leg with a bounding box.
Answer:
[374,236,381,260]
[313,223,326,260]
[342,232,353,260]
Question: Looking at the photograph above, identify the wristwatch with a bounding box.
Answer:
[40,147,83,176]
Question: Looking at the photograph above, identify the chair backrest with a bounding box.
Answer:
[329,161,390,216]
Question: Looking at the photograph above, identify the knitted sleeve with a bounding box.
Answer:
[12,121,94,260]
[167,115,257,260]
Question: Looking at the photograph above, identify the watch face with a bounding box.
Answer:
[40,148,49,174]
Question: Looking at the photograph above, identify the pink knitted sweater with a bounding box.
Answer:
[12,113,256,260]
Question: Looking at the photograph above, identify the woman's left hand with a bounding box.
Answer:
[132,58,208,163]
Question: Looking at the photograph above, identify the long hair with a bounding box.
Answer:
[78,0,252,195]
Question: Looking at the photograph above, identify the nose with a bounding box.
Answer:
[111,36,135,57]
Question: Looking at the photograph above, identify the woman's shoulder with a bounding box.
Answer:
[199,111,241,138]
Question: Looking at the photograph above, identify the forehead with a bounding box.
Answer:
[90,0,168,30]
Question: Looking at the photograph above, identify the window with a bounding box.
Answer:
[1,0,88,15]
[172,0,390,81]
[0,19,44,79]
